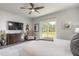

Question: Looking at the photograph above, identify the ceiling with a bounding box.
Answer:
[0,3,78,18]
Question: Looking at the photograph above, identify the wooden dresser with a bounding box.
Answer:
[6,33,21,45]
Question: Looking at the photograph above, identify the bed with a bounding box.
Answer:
[0,39,72,56]
[22,39,72,56]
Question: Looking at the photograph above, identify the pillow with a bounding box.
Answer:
[28,36,34,40]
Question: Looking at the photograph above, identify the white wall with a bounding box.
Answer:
[32,7,79,40]
[0,9,32,33]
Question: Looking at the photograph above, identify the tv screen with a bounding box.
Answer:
[8,21,23,30]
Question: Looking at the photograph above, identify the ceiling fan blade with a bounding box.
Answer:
[34,6,44,9]
[35,10,40,14]
[30,3,34,8]
[28,11,32,14]
[20,7,26,9]
[28,8,32,10]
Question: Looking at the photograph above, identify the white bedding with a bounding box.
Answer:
[0,39,72,56]
[23,39,72,56]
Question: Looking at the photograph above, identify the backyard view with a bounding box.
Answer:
[41,21,56,39]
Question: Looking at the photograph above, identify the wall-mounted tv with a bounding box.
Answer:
[8,21,23,30]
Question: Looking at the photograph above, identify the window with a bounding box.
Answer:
[41,21,56,39]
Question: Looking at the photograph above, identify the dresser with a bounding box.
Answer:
[6,33,21,45]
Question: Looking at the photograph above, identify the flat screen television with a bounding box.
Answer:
[8,21,23,30]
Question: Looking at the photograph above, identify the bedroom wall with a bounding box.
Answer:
[32,7,79,40]
[0,9,32,33]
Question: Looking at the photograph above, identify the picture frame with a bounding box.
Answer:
[34,24,39,32]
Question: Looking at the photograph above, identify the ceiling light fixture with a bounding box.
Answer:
[20,3,44,14]
[31,9,35,12]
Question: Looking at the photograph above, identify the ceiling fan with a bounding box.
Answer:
[20,3,44,14]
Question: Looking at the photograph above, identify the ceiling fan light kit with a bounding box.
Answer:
[31,9,35,12]
[20,3,44,14]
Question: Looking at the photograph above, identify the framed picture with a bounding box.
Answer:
[34,24,39,32]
